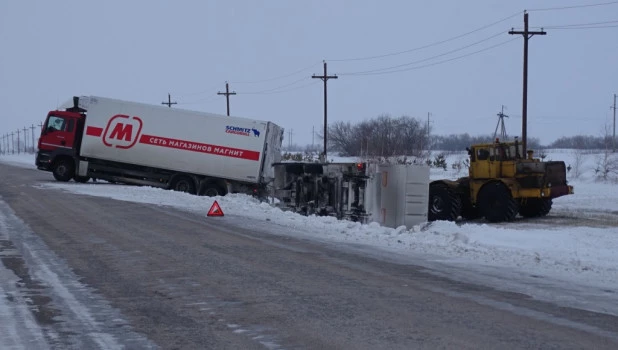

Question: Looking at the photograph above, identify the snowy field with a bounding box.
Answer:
[1,150,617,316]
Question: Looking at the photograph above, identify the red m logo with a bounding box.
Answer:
[103,114,143,148]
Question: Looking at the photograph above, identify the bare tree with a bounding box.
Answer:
[594,124,618,182]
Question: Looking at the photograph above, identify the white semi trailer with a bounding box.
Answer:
[36,96,283,196]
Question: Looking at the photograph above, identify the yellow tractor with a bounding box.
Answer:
[428,138,574,222]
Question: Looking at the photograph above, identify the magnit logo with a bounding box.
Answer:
[102,115,143,148]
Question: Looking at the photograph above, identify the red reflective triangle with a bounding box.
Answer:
[207,200,224,217]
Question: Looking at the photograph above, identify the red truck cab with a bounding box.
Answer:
[36,98,86,181]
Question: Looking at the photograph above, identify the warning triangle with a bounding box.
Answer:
[207,200,224,217]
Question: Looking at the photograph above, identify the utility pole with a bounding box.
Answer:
[161,93,177,108]
[312,60,338,162]
[611,94,616,153]
[31,124,36,152]
[10,132,15,154]
[494,105,509,140]
[16,129,21,155]
[23,127,28,152]
[427,112,432,151]
[312,126,315,150]
[509,11,546,155]
[217,82,236,116]
[288,129,294,148]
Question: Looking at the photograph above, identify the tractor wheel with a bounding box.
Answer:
[171,176,197,195]
[428,183,461,222]
[478,182,519,223]
[457,178,481,220]
[519,198,553,218]
[460,195,481,220]
[52,159,74,182]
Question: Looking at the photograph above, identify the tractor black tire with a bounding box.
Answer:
[457,178,481,220]
[52,159,74,182]
[171,176,197,195]
[519,198,553,218]
[478,182,519,223]
[428,183,461,222]
[460,195,481,220]
[74,176,91,183]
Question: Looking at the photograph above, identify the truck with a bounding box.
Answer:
[271,161,430,228]
[428,138,574,223]
[36,96,283,196]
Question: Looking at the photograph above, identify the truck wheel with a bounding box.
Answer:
[519,198,553,217]
[478,182,518,223]
[428,183,461,221]
[52,159,74,182]
[74,176,91,183]
[171,176,197,195]
[201,183,226,197]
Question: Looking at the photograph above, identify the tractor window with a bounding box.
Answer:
[509,144,523,159]
[477,148,490,160]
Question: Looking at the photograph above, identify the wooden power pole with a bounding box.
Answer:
[161,93,177,108]
[509,11,546,155]
[217,82,236,116]
[612,94,616,153]
[312,60,338,162]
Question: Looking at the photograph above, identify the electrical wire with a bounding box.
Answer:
[328,11,522,62]
[549,24,618,29]
[339,31,505,75]
[342,37,519,76]
[239,79,319,95]
[229,61,322,84]
[528,1,618,12]
[541,19,618,28]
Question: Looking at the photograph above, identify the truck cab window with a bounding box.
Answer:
[47,116,66,132]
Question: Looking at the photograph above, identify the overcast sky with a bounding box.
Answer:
[1,0,617,147]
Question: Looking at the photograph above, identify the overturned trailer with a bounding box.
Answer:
[272,161,430,228]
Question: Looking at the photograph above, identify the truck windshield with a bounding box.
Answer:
[46,115,66,133]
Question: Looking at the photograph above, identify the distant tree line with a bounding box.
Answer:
[547,135,613,149]
[328,114,429,157]
[281,115,616,155]
[432,134,541,151]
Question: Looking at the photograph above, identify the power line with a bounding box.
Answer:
[547,24,618,29]
[230,61,322,84]
[329,11,522,62]
[239,81,320,95]
[339,31,505,75]
[238,77,307,94]
[541,19,618,28]
[340,37,518,76]
[528,1,618,12]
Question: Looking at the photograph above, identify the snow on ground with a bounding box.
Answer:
[1,151,617,315]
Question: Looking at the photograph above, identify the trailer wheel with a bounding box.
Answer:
[428,183,461,221]
[200,182,227,197]
[74,176,91,183]
[53,159,74,182]
[171,176,197,195]
[478,182,518,222]
[519,198,553,218]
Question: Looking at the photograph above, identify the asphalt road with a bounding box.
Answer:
[1,163,618,349]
